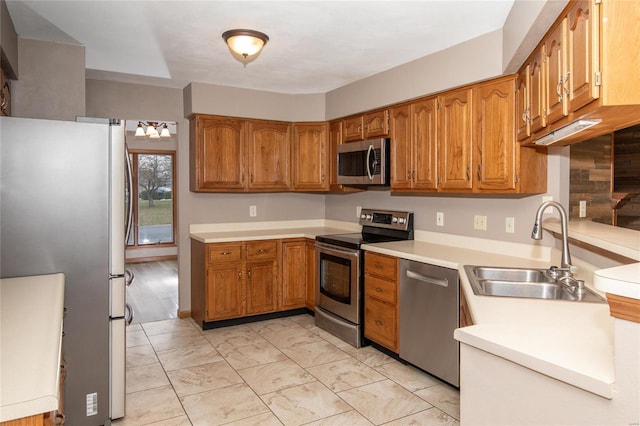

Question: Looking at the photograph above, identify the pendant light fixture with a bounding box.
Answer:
[135,121,171,139]
[222,29,269,66]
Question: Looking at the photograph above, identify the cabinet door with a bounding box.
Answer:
[389,104,413,190]
[246,260,278,315]
[364,109,389,138]
[364,296,397,352]
[206,261,244,321]
[305,239,316,310]
[191,116,245,191]
[438,88,473,190]
[281,240,307,309]
[246,120,290,190]
[529,49,546,133]
[516,65,530,141]
[412,97,438,190]
[544,19,569,125]
[567,0,599,112]
[343,116,364,142]
[292,123,329,191]
[474,78,516,191]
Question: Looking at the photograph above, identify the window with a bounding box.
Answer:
[127,150,176,247]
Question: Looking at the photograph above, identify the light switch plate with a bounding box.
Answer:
[579,200,587,217]
[436,212,444,227]
[505,217,515,233]
[249,205,257,217]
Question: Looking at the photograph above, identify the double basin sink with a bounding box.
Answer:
[463,265,606,303]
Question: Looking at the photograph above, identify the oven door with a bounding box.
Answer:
[315,241,361,324]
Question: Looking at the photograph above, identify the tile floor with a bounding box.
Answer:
[116,314,460,426]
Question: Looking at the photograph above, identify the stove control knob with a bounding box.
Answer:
[392,217,399,223]
[365,214,372,220]
[398,217,406,224]
[360,214,366,219]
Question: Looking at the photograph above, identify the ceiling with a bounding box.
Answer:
[6,0,516,94]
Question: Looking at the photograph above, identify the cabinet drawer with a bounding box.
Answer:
[246,240,278,260]
[364,276,397,304]
[365,252,397,280]
[364,296,397,351]
[207,243,242,262]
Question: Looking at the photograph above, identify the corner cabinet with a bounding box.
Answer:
[191,237,315,328]
[190,114,297,193]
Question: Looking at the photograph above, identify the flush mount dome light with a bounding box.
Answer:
[222,29,269,66]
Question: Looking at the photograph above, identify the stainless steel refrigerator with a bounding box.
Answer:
[0,116,132,425]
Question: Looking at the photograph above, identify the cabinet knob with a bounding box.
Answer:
[258,249,267,254]
[375,320,383,326]
[375,287,383,292]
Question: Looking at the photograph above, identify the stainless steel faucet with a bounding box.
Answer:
[531,200,573,271]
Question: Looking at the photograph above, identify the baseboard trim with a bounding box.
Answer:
[126,255,178,264]
[178,309,192,319]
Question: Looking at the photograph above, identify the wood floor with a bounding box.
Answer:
[125,260,178,324]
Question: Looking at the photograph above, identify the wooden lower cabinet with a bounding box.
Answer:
[364,252,399,352]
[281,239,307,309]
[192,238,315,327]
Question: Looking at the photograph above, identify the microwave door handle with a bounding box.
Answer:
[366,144,375,180]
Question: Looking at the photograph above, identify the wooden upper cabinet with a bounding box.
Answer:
[438,88,473,191]
[528,48,546,134]
[544,18,569,125]
[567,0,599,111]
[292,122,329,191]
[390,99,437,191]
[190,115,245,192]
[364,109,389,138]
[342,109,389,142]
[516,65,530,141]
[389,104,412,190]
[246,120,291,191]
[343,115,364,142]
[412,98,438,190]
[474,77,516,192]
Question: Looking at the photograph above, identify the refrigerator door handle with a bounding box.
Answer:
[125,303,134,325]
[125,269,135,287]
[124,144,134,245]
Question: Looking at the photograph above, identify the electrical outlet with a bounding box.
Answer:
[474,215,487,231]
[436,212,444,227]
[249,205,257,217]
[356,206,362,218]
[579,200,587,218]
[505,217,515,233]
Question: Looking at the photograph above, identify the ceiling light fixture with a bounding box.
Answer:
[222,29,269,66]
[135,121,171,139]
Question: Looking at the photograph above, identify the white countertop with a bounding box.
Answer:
[362,239,615,399]
[190,219,359,243]
[0,273,65,422]
[594,263,640,300]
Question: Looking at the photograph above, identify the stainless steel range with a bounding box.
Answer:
[315,208,414,347]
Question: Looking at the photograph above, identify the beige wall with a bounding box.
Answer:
[0,0,18,77]
[326,29,504,119]
[11,38,85,120]
[185,82,325,121]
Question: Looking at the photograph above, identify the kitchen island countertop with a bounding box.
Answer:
[0,273,65,422]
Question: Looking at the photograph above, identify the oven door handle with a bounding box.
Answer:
[315,242,360,256]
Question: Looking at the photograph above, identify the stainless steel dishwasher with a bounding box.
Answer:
[399,259,459,387]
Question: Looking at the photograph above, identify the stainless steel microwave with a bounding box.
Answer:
[336,138,390,186]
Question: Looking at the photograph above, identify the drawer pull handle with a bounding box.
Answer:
[258,249,268,253]
[374,263,383,269]
[220,251,232,255]
[375,320,383,326]
[375,287,383,292]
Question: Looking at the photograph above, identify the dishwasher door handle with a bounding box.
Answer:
[405,270,448,287]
